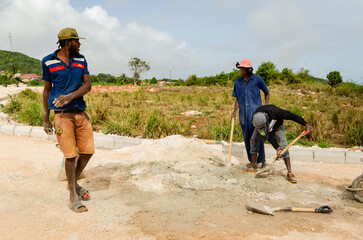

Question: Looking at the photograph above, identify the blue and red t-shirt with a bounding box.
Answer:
[42,50,89,110]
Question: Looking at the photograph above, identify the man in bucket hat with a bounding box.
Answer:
[42,27,94,212]
[250,105,313,183]
[231,59,270,172]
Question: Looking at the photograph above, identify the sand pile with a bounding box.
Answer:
[111,135,246,192]
[110,135,288,198]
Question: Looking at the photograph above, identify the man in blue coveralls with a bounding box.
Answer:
[231,59,270,173]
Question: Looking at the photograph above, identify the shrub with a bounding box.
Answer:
[255,61,279,84]
[0,75,18,86]
[29,79,40,86]
[281,68,300,84]
[327,71,342,87]
[2,89,44,125]
[150,77,158,84]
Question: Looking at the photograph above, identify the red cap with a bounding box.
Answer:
[237,59,252,68]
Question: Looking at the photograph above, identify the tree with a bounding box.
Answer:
[296,68,312,83]
[185,75,197,86]
[327,71,342,87]
[97,73,116,84]
[128,57,150,85]
[255,61,279,84]
[281,68,299,84]
[150,77,158,84]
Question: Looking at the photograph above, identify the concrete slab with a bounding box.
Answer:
[94,133,115,149]
[313,150,345,164]
[345,151,363,164]
[47,133,57,142]
[114,135,141,149]
[222,144,246,159]
[14,126,32,137]
[289,148,314,162]
[30,127,49,140]
[0,124,15,135]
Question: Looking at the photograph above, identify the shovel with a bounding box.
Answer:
[227,117,235,166]
[246,201,333,216]
[256,129,310,177]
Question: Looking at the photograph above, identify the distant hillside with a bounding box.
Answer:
[0,50,42,75]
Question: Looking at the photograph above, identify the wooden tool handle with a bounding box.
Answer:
[227,118,235,164]
[285,207,316,213]
[274,130,310,161]
[203,139,223,145]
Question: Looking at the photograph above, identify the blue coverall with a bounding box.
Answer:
[232,74,269,163]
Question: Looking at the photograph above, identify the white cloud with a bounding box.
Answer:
[83,5,119,30]
[0,0,198,79]
[1,0,363,83]
[246,0,309,49]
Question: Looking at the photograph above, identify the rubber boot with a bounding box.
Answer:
[246,154,258,173]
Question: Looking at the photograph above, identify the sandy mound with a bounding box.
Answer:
[108,135,289,200]
[112,135,236,192]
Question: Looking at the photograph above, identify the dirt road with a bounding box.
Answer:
[0,133,362,240]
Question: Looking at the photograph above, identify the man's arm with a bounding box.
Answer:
[267,133,280,149]
[257,76,269,105]
[53,73,92,108]
[264,93,270,105]
[276,106,313,131]
[43,81,53,134]
[231,98,239,119]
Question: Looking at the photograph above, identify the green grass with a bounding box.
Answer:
[2,85,362,147]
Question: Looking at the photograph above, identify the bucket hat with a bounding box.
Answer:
[252,112,269,142]
[236,59,252,68]
[58,27,85,41]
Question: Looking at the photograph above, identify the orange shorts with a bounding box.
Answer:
[54,111,94,158]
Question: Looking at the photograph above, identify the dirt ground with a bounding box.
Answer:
[0,85,362,240]
[0,133,362,240]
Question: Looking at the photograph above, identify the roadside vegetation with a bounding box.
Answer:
[2,83,362,148]
[1,51,362,147]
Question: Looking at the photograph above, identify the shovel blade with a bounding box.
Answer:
[246,201,275,216]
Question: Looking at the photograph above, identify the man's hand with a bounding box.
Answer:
[53,94,73,108]
[231,111,237,119]
[43,120,54,135]
[306,124,313,132]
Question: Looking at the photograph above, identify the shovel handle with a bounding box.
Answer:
[281,130,310,155]
[284,207,315,213]
[282,205,333,214]
[227,118,235,164]
[274,130,310,162]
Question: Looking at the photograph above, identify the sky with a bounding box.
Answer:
[1,0,363,83]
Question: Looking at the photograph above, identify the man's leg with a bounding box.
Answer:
[74,154,93,193]
[251,154,258,169]
[75,154,92,180]
[241,123,252,163]
[284,157,297,183]
[249,129,261,171]
[74,112,95,198]
[257,140,266,164]
[275,124,296,183]
[283,157,292,173]
[65,157,87,211]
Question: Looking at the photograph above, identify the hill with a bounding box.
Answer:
[0,50,42,75]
